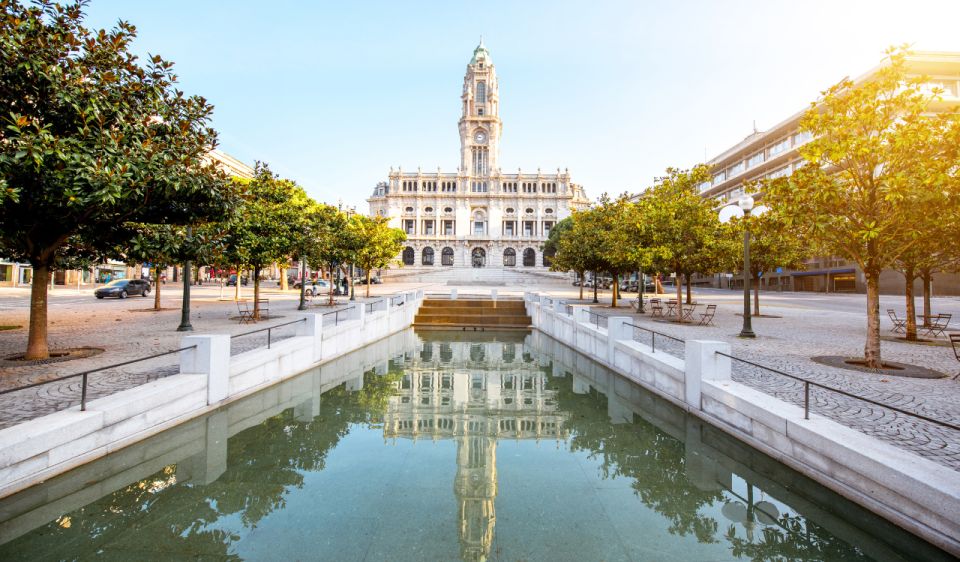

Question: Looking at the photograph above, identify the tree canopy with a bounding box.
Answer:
[0,0,230,358]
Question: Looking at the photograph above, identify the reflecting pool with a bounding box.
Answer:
[0,329,952,561]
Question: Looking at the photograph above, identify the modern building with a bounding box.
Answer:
[367,41,590,278]
[696,51,960,295]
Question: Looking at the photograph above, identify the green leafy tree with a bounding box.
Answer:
[765,47,960,367]
[645,165,723,317]
[0,0,229,358]
[548,217,590,299]
[218,164,312,319]
[347,215,406,298]
[593,195,650,308]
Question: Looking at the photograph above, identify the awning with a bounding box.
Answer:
[791,268,855,277]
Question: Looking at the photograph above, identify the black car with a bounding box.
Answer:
[95,279,150,299]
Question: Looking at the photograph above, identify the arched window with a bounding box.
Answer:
[402,247,415,266]
[505,207,515,214]
[543,247,556,267]
[422,247,435,266]
[444,207,453,213]
[405,206,414,213]
[503,247,516,267]
[525,208,534,214]
[523,248,536,267]
[424,207,433,213]
[477,81,487,103]
[441,247,454,266]
[545,208,554,215]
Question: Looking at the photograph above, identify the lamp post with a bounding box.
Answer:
[738,196,755,338]
[719,195,767,339]
[176,228,193,332]
[297,259,308,311]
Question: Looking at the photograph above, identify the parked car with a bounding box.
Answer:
[296,279,330,296]
[354,275,382,285]
[226,274,248,286]
[95,279,150,299]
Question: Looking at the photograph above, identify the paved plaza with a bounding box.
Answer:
[1,280,959,471]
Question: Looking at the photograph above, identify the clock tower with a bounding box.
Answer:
[459,39,501,176]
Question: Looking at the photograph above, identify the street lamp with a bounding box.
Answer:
[719,195,767,338]
[176,226,193,332]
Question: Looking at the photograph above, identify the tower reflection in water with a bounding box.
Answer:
[384,332,566,561]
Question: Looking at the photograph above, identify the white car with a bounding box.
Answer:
[303,279,330,296]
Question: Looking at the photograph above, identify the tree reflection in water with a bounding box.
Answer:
[0,335,947,562]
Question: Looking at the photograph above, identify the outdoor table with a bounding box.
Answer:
[666,300,679,316]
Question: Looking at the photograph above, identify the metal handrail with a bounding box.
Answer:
[231,317,308,349]
[365,299,385,314]
[624,322,684,354]
[716,351,960,430]
[0,345,198,411]
[391,295,406,307]
[587,311,608,329]
[564,304,574,316]
[320,306,355,326]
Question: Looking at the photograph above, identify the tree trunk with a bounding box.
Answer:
[685,274,692,304]
[611,273,619,307]
[279,262,288,291]
[655,273,663,295]
[25,264,51,360]
[578,271,584,300]
[252,266,261,320]
[592,271,598,304]
[366,270,372,298]
[904,268,917,341]
[864,271,882,368]
[328,264,336,306]
[921,269,933,327]
[154,267,162,310]
[753,272,761,316]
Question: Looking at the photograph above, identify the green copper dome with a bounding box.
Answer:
[471,39,491,64]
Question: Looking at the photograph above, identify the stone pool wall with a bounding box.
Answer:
[0,290,424,499]
[524,292,960,557]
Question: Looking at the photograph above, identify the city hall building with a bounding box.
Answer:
[367,42,590,279]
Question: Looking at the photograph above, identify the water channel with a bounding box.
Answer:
[0,329,951,561]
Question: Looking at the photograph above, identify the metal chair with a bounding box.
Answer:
[950,333,960,380]
[698,304,717,326]
[886,309,906,334]
[651,302,664,318]
[922,313,951,338]
[237,300,254,324]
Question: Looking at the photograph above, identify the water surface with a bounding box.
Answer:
[0,329,949,561]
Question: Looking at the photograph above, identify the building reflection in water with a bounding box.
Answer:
[383,334,567,561]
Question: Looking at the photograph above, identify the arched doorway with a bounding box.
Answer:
[472,247,486,268]
[441,247,454,266]
[503,247,516,267]
[402,247,415,266]
[543,247,555,267]
[422,247,435,266]
[522,248,536,267]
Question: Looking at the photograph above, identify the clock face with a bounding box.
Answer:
[474,131,487,144]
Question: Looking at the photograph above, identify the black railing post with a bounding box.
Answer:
[652,332,656,353]
[81,373,88,411]
[268,327,272,349]
[804,381,810,420]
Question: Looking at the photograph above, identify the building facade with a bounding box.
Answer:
[696,51,960,295]
[367,42,590,276]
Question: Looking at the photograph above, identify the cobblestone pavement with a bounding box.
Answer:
[0,282,432,430]
[567,289,960,471]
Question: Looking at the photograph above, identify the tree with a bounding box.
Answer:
[592,195,649,308]
[124,224,184,310]
[347,215,406,298]
[0,0,229,358]
[765,47,960,367]
[218,164,311,319]
[548,217,588,299]
[645,165,724,319]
